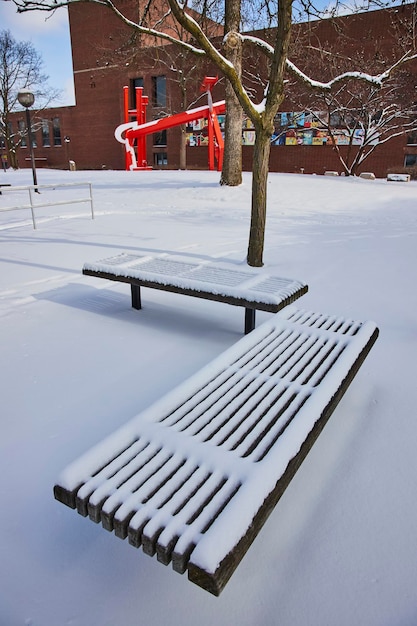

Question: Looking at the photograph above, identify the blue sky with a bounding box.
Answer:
[0,0,75,106]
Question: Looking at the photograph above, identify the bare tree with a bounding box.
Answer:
[296,80,417,176]
[12,0,417,266]
[285,12,417,175]
[0,29,61,168]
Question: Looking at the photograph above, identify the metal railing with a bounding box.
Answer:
[0,182,95,229]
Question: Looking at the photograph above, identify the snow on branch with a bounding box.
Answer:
[240,34,275,57]
[241,33,417,91]
[286,52,417,90]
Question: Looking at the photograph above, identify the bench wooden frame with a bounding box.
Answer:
[82,253,308,333]
[54,305,378,595]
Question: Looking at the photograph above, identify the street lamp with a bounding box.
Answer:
[64,135,71,169]
[17,89,38,190]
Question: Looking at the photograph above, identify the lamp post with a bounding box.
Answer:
[17,90,38,190]
[64,135,71,169]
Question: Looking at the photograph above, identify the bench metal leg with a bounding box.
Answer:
[245,308,256,334]
[131,284,142,310]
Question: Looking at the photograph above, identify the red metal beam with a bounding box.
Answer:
[125,101,225,139]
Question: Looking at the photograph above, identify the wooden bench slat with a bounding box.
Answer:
[54,306,378,595]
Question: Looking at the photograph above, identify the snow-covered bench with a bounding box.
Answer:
[387,173,411,182]
[82,253,308,333]
[54,305,378,595]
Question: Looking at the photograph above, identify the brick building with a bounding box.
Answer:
[4,2,417,177]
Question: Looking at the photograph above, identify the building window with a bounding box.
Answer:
[52,118,62,146]
[152,76,166,107]
[405,154,417,167]
[406,130,417,145]
[18,120,27,147]
[154,152,168,166]
[153,130,167,146]
[20,119,37,147]
[42,120,51,147]
[131,77,144,107]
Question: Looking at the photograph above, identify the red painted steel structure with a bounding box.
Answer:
[116,77,225,171]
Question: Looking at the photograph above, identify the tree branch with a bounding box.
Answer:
[241,32,417,92]
[14,0,206,55]
[167,0,260,121]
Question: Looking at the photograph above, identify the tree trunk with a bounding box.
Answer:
[179,124,187,170]
[8,146,18,169]
[220,82,242,186]
[247,128,271,267]
[4,132,18,169]
[220,0,242,187]
[245,0,292,266]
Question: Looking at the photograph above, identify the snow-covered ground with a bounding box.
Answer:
[1,167,416,626]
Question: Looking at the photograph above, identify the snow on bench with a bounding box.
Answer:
[82,253,308,333]
[387,173,411,182]
[359,172,376,180]
[54,305,378,596]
